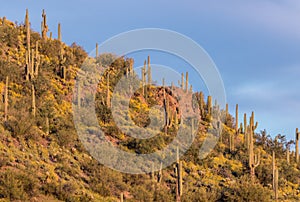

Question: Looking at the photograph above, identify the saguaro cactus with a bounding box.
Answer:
[287,145,290,165]
[181,73,184,90]
[2,16,6,25]
[272,151,278,200]
[175,148,182,201]
[274,168,279,200]
[235,104,239,133]
[244,113,248,148]
[207,95,212,117]
[32,84,36,117]
[96,43,99,58]
[141,61,146,96]
[198,92,205,118]
[158,162,163,183]
[147,55,151,85]
[272,151,275,186]
[185,72,189,92]
[129,58,134,75]
[230,104,239,152]
[46,117,49,135]
[41,9,48,40]
[25,9,30,50]
[225,103,228,118]
[34,41,40,76]
[4,76,8,121]
[107,72,110,108]
[58,23,62,42]
[248,111,260,180]
[120,193,124,202]
[296,128,299,163]
[25,9,31,80]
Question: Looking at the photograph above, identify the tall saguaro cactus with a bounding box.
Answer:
[34,41,41,76]
[25,9,31,80]
[32,84,36,117]
[58,23,62,42]
[296,128,299,163]
[274,167,279,200]
[147,55,151,85]
[107,72,110,108]
[198,92,205,118]
[141,61,146,96]
[25,9,30,50]
[4,76,8,121]
[272,151,276,190]
[96,43,99,58]
[230,104,239,152]
[181,73,184,90]
[235,104,239,132]
[41,9,48,40]
[120,193,124,202]
[175,148,182,202]
[185,72,189,92]
[207,95,212,117]
[244,113,248,148]
[248,111,260,180]
[272,151,279,200]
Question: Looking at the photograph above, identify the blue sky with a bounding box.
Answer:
[1,0,300,141]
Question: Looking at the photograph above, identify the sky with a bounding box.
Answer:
[1,0,300,141]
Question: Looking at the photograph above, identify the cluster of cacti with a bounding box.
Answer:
[126,58,134,78]
[4,76,8,121]
[178,72,189,92]
[150,162,163,183]
[25,45,41,80]
[140,56,152,97]
[41,9,48,40]
[175,148,183,202]
[248,111,260,179]
[163,87,174,132]
[296,128,299,163]
[24,11,40,80]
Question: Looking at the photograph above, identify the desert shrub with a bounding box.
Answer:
[223,175,271,202]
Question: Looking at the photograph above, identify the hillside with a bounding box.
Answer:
[0,10,300,202]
